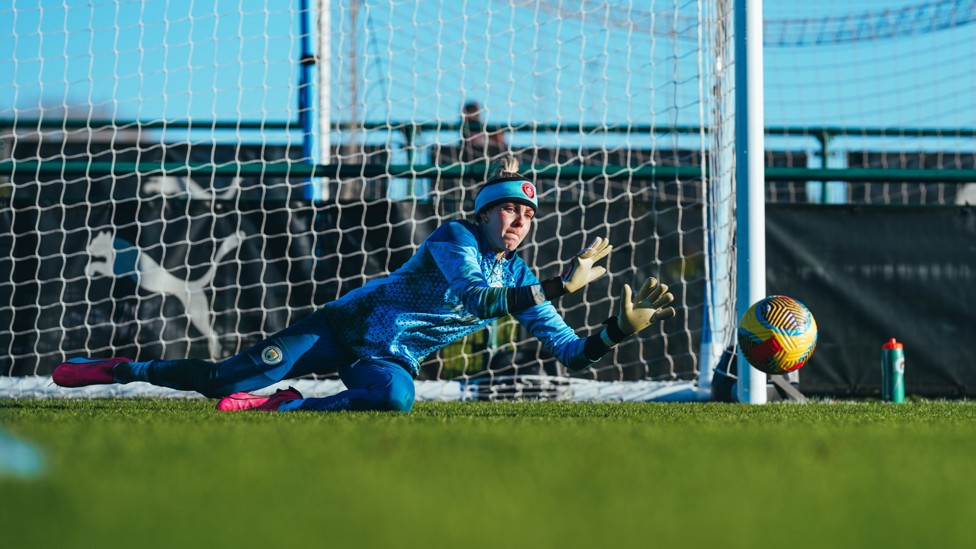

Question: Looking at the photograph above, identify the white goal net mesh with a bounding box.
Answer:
[1,0,736,401]
[761,0,976,205]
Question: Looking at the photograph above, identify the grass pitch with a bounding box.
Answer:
[3,399,976,548]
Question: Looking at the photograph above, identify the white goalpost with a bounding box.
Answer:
[0,0,743,402]
[734,0,767,404]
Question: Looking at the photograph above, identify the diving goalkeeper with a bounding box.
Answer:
[53,157,676,412]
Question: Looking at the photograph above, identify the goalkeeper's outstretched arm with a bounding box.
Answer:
[515,276,676,371]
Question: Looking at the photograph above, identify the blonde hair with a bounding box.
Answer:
[491,156,521,179]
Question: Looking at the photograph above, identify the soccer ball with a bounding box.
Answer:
[737,295,818,375]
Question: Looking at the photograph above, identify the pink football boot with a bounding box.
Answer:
[216,387,303,412]
[52,357,131,387]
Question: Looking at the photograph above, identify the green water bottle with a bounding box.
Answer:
[881,338,905,403]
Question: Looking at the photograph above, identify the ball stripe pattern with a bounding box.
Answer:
[737,295,818,375]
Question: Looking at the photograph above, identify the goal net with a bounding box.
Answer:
[0,0,737,401]
[761,0,976,205]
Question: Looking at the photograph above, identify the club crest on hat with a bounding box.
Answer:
[261,345,283,365]
[521,182,535,199]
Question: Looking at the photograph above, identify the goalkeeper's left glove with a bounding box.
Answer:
[601,277,676,346]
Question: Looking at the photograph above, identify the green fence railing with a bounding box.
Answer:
[2,119,974,184]
[3,159,975,184]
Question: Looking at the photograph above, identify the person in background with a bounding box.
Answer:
[461,100,507,149]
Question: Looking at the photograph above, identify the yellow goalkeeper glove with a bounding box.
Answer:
[560,236,613,294]
[615,277,676,337]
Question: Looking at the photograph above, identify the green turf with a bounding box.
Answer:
[3,399,976,548]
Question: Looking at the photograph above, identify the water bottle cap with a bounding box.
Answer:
[882,338,903,350]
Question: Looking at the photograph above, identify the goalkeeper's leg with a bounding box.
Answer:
[56,310,354,398]
[216,359,414,412]
[265,359,415,413]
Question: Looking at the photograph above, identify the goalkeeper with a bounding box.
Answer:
[53,157,676,412]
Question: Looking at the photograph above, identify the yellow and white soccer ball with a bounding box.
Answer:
[737,295,818,375]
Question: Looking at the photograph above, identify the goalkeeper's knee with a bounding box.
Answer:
[371,375,415,412]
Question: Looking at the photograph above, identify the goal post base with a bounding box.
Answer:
[710,367,807,403]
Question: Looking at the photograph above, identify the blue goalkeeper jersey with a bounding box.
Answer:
[322,219,597,376]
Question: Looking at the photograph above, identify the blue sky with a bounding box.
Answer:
[2,0,973,151]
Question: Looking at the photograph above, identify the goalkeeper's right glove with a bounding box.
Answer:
[601,277,676,346]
